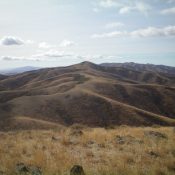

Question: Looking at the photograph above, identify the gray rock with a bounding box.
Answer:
[87,140,95,145]
[148,151,159,158]
[28,166,42,175]
[16,163,42,175]
[115,135,143,144]
[144,131,167,139]
[70,165,85,175]
[51,136,60,141]
[16,163,29,174]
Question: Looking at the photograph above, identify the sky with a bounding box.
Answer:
[0,0,175,69]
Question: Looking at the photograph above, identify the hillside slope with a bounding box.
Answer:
[101,62,175,75]
[0,62,175,130]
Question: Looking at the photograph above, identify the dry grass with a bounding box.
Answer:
[0,126,175,175]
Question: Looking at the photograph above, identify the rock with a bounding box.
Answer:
[115,135,143,144]
[116,135,125,144]
[87,140,95,145]
[144,131,167,139]
[16,163,29,174]
[16,163,42,175]
[148,151,159,158]
[51,136,60,141]
[28,165,42,175]
[70,165,85,175]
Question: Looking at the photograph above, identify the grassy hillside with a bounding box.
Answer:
[0,62,175,129]
[0,126,175,175]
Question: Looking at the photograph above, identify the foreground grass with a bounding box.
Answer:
[0,126,175,175]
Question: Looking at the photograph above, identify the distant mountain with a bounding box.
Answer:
[100,62,175,75]
[0,66,41,75]
[0,74,8,80]
[0,61,175,130]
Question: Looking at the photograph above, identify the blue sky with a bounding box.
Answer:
[0,0,175,69]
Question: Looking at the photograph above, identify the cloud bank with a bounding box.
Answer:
[92,26,175,38]
[161,7,175,15]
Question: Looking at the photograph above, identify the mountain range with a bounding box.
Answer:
[0,66,40,75]
[0,61,175,130]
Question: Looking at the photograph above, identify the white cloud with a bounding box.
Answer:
[59,40,75,47]
[119,2,151,15]
[1,56,40,61]
[1,51,126,64]
[135,2,152,15]
[33,50,72,58]
[0,36,35,46]
[99,0,121,8]
[119,6,133,14]
[92,31,127,38]
[105,22,124,29]
[97,0,151,15]
[161,7,175,14]
[1,50,73,62]
[92,25,175,38]
[38,42,55,49]
[0,36,24,46]
[130,26,175,37]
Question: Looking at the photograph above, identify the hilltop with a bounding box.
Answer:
[0,61,175,130]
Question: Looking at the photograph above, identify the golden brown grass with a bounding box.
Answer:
[0,126,175,175]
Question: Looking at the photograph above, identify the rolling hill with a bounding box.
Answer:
[0,61,175,130]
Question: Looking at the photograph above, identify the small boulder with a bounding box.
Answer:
[148,151,159,158]
[16,163,29,174]
[116,135,125,144]
[70,165,85,175]
[51,136,60,141]
[16,163,42,175]
[28,165,42,175]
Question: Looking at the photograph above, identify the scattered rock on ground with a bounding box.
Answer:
[51,136,60,141]
[148,151,159,158]
[144,131,167,139]
[70,165,85,175]
[16,163,29,174]
[115,135,143,144]
[16,163,42,175]
[87,140,95,145]
[28,165,42,175]
[69,129,83,137]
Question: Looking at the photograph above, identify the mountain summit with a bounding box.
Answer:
[0,62,175,130]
